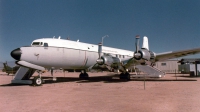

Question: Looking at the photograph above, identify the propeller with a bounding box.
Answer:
[135,35,140,53]
[98,43,102,58]
[134,35,142,59]
[96,43,104,65]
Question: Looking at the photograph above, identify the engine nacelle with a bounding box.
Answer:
[96,55,120,66]
[149,51,156,60]
[134,49,156,61]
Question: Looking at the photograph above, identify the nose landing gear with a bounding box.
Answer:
[32,71,43,86]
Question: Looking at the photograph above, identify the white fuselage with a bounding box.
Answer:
[20,38,134,70]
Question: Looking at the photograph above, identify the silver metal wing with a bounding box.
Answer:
[155,47,200,61]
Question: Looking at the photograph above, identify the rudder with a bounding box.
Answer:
[142,36,149,50]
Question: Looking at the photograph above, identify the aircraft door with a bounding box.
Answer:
[83,51,88,67]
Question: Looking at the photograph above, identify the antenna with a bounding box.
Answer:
[102,35,109,45]
[58,36,61,39]
[67,35,70,40]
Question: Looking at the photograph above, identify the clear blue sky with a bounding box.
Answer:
[0,0,200,61]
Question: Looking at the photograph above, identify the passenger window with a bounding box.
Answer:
[44,43,48,47]
[161,63,166,66]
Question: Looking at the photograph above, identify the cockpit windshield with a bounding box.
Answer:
[32,42,43,46]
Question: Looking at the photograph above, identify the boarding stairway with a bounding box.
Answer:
[11,61,46,84]
[11,67,36,84]
[134,65,165,78]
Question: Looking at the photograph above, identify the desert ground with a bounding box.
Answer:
[1,71,200,112]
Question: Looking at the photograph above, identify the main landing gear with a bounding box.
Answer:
[79,70,89,79]
[79,70,130,80]
[119,72,131,80]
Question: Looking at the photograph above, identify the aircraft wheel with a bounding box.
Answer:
[79,73,84,79]
[33,77,43,86]
[79,73,89,79]
[120,72,130,80]
[119,73,125,79]
[84,73,89,79]
[125,72,130,80]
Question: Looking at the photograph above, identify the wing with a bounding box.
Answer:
[155,47,200,61]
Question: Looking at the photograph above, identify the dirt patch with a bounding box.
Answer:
[1,72,200,112]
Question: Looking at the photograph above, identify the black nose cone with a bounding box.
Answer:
[11,48,21,60]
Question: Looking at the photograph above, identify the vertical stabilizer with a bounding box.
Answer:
[142,36,149,50]
[3,63,7,71]
[3,63,11,71]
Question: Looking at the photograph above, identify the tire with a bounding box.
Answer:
[119,73,125,79]
[79,73,89,79]
[84,73,89,79]
[33,77,43,86]
[79,73,84,79]
[125,72,130,80]
[120,72,130,80]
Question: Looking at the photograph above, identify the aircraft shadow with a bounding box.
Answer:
[42,74,197,84]
[42,75,130,84]
[0,74,9,76]
[172,75,200,78]
[0,83,30,87]
[0,74,196,87]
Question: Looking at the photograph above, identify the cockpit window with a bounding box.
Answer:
[32,42,44,46]
[44,43,48,47]
[32,42,40,45]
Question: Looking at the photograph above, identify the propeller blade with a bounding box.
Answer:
[96,43,104,65]
[135,35,140,53]
[98,43,102,59]
[134,35,142,60]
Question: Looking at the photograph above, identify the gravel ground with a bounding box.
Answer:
[1,71,200,112]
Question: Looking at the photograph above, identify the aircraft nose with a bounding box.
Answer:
[11,48,21,60]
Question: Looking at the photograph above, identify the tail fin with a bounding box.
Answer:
[3,63,8,71]
[3,62,11,71]
[142,36,149,50]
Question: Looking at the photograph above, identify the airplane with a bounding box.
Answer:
[2,62,20,75]
[10,35,200,86]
